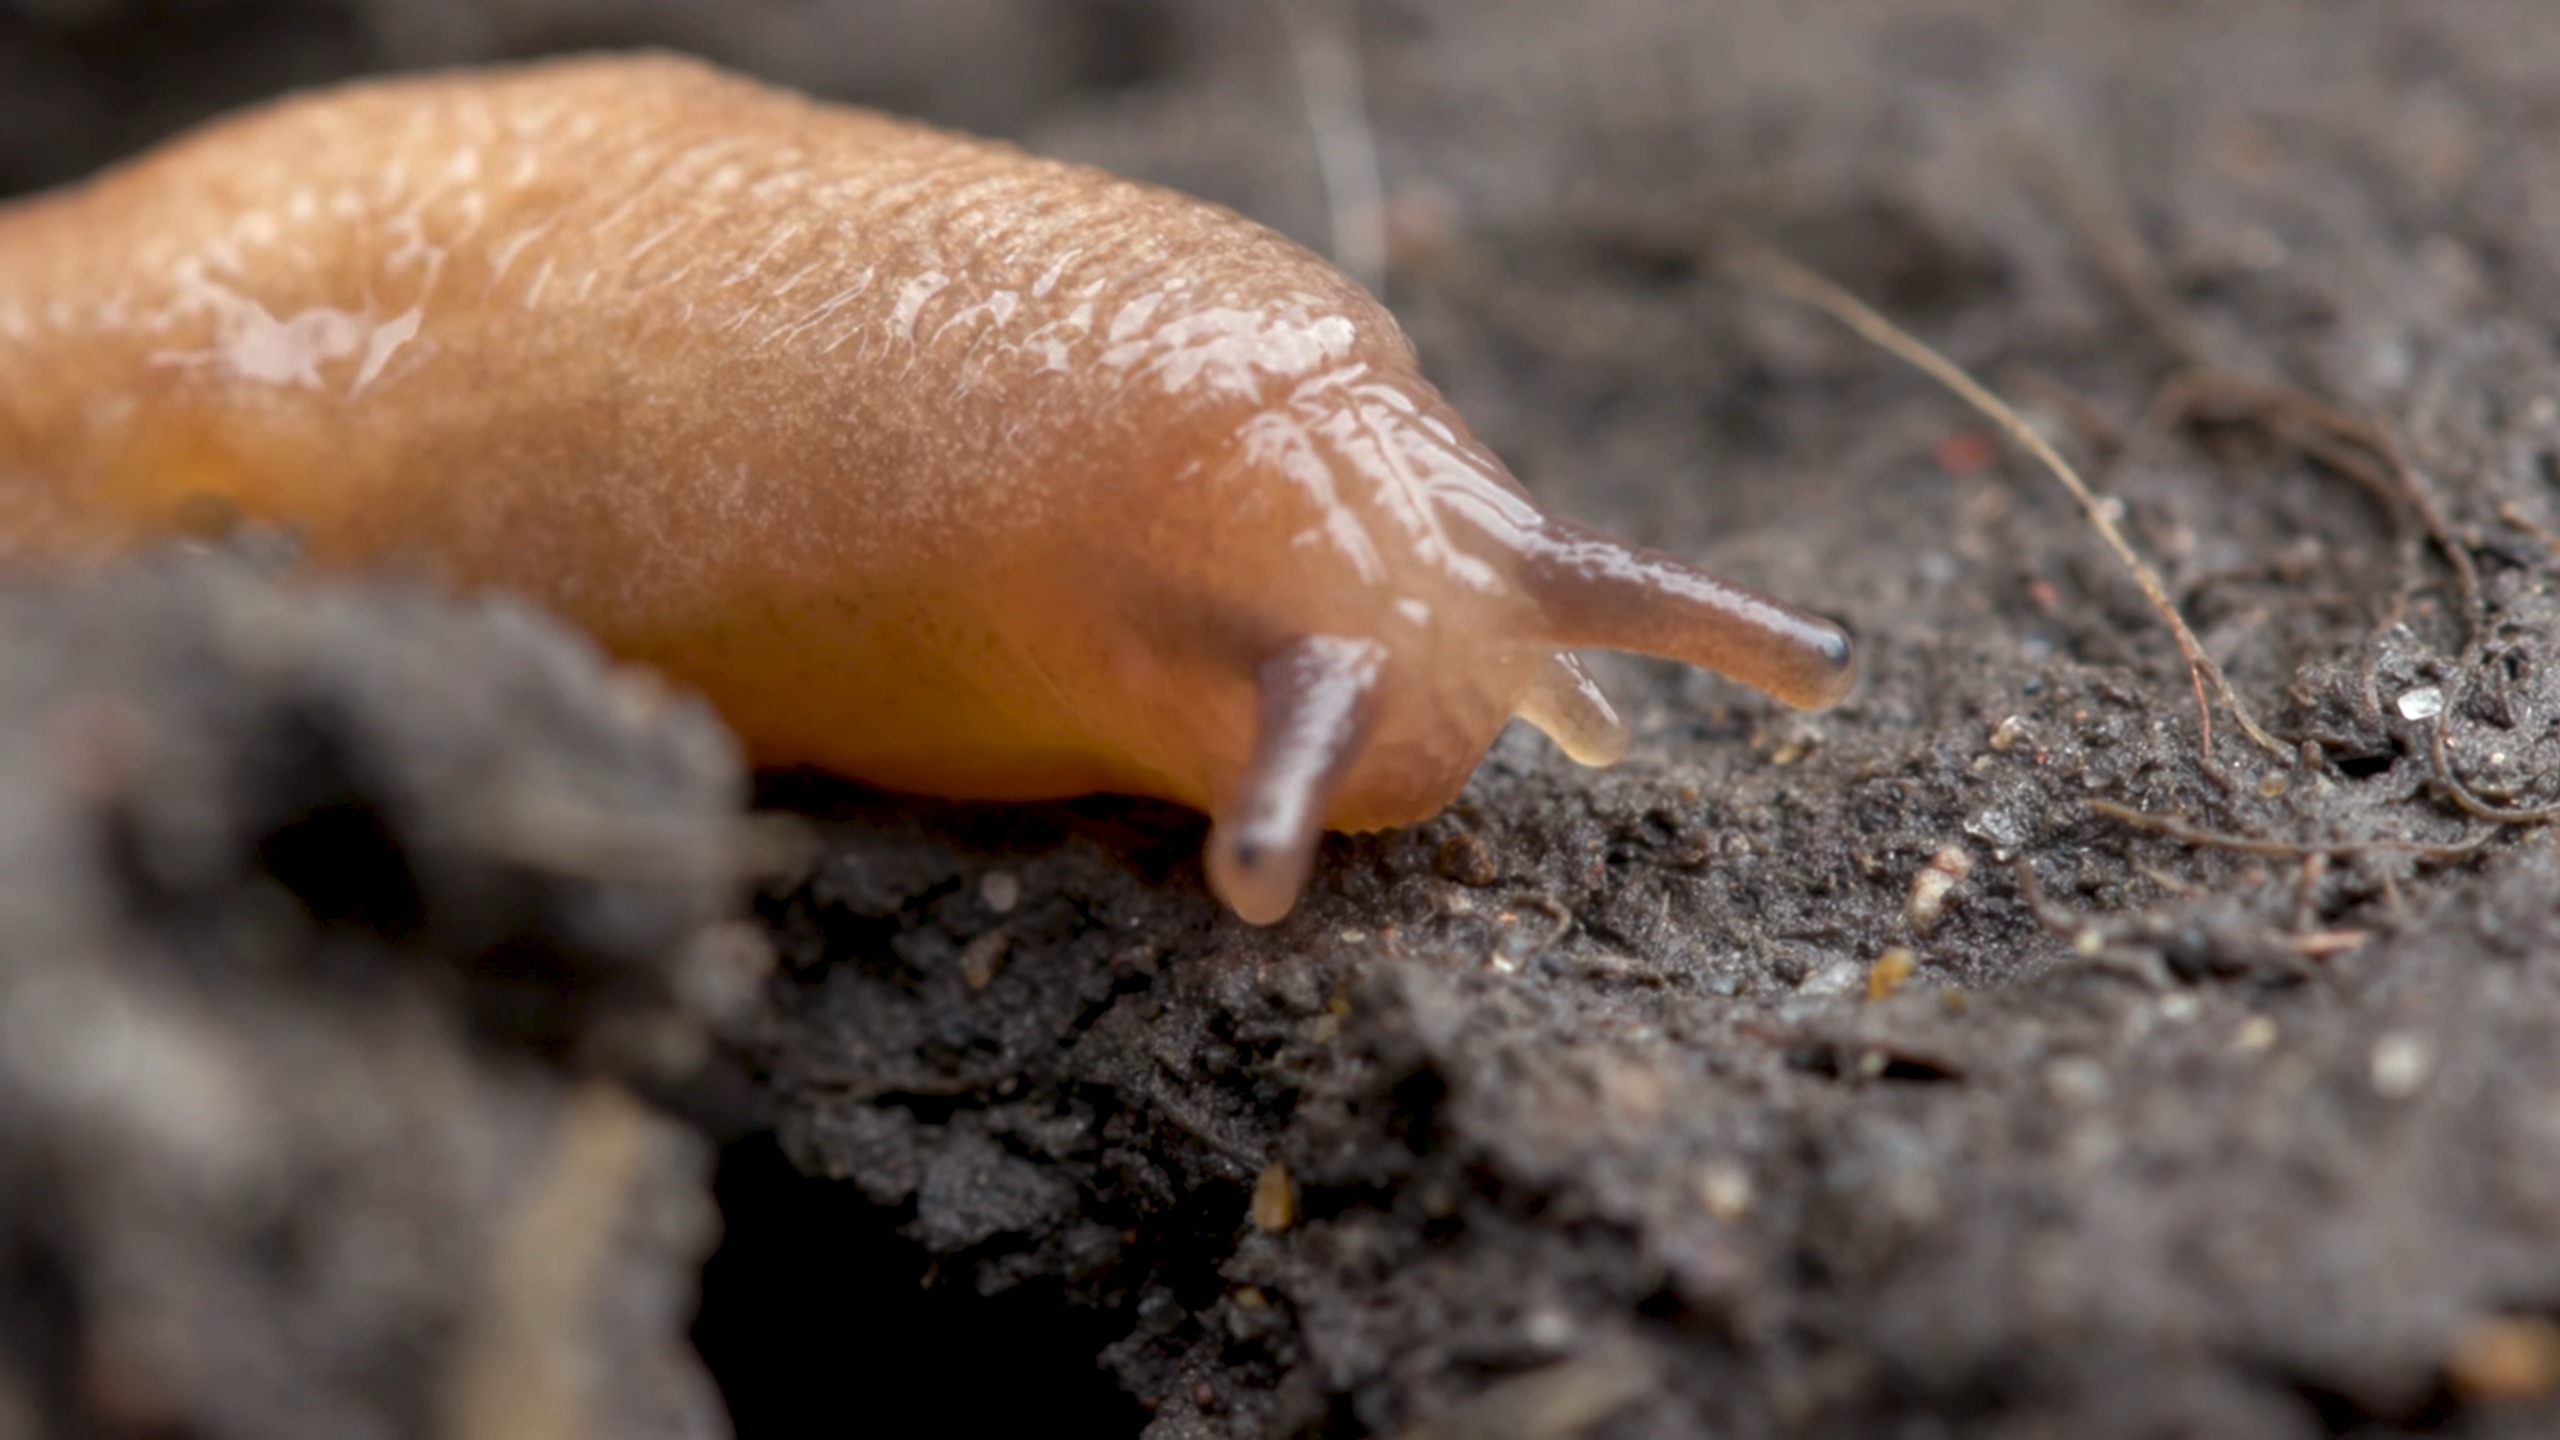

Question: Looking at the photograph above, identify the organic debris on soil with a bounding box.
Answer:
[9,1,2560,1437]
[0,553,750,1437]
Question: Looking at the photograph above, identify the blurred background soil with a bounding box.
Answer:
[8,1,2560,1436]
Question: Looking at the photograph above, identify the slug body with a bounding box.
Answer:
[0,56,1852,923]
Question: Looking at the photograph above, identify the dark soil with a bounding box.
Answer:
[8,2,2560,1437]
[0,552,751,1438]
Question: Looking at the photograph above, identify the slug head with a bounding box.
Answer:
[1189,394,1855,925]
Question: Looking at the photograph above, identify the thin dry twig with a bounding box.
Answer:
[2005,369,2125,460]
[2425,723,2560,824]
[2289,929,2372,959]
[2021,149,2490,660]
[2152,372,2485,650]
[1279,0,1389,297]
[2006,859,2176,985]
[442,1081,655,1440]
[2087,797,2495,860]
[2012,857,2366,972]
[2014,142,2216,369]
[2497,501,2560,555]
[2007,856,2081,935]
[2133,862,2207,897]
[1721,241,2290,764]
[2290,851,2328,933]
[1396,1347,1657,1440]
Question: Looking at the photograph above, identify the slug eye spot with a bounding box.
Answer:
[1521,517,1857,712]
[1812,626,1852,670]
[1797,625,1858,707]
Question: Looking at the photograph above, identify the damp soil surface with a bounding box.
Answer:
[8,1,2560,1437]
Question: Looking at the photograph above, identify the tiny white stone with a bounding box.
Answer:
[2045,1057,2109,1109]
[1522,1307,1575,1351]
[978,870,1020,914]
[2370,1032,2433,1098]
[2395,686,2444,721]
[1906,868,1960,932]
[1796,958,1866,997]
[1696,1164,1754,1222]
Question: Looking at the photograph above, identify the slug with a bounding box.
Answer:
[0,54,1852,924]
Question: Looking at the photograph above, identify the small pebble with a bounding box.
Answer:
[958,930,1009,990]
[1252,1162,1298,1232]
[2045,1057,2109,1109]
[1523,1306,1575,1351]
[1696,1164,1754,1222]
[2448,1315,2560,1402]
[2370,1032,2433,1098]
[978,870,1020,914]
[1906,846,1972,933]
[1796,958,1866,997]
[1867,948,1919,1001]
[1433,831,1500,886]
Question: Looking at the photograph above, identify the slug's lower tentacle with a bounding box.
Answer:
[0,56,1859,925]
[1518,517,1856,710]
[1514,651,1631,766]
[1208,636,1387,925]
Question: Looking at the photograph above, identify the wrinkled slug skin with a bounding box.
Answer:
[0,55,1853,922]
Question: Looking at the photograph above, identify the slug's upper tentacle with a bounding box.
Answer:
[1208,636,1387,924]
[0,55,1858,927]
[1516,516,1856,711]
[1513,651,1631,766]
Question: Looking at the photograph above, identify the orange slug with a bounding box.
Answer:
[0,54,1852,924]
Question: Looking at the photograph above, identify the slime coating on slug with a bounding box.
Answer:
[0,54,1853,923]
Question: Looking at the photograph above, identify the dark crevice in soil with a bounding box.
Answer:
[693,1132,1146,1437]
